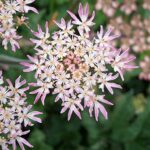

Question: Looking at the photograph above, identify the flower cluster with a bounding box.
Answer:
[95,0,137,16]
[95,0,119,17]
[140,56,150,81]
[22,3,137,121]
[143,0,150,10]
[0,71,42,150]
[0,0,38,51]
[95,0,150,53]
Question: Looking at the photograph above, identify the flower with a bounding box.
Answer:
[67,3,95,33]
[9,130,33,150]
[95,0,150,53]
[112,48,138,80]
[0,71,42,150]
[143,0,150,10]
[0,71,4,85]
[140,56,150,81]
[54,18,74,36]
[87,95,113,121]
[29,80,52,105]
[98,73,122,94]
[20,55,45,77]
[22,3,137,121]
[0,0,37,51]
[30,22,50,48]
[2,28,22,51]
[120,0,137,15]
[95,0,119,17]
[95,25,120,49]
[17,0,38,13]
[61,97,83,121]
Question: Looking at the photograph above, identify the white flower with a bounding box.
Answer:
[55,71,70,85]
[30,80,52,105]
[67,3,95,33]
[95,26,119,49]
[17,0,38,13]
[0,0,37,51]
[54,18,74,36]
[0,72,42,150]
[64,79,82,95]
[0,71,4,85]
[83,73,97,88]
[22,3,137,122]
[0,87,11,104]
[61,97,83,121]
[53,85,69,102]
[98,73,122,94]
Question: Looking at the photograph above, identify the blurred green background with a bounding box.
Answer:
[1,0,150,150]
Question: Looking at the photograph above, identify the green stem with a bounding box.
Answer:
[0,55,28,65]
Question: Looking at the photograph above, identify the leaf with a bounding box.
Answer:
[111,95,150,142]
[29,129,53,150]
[125,142,145,150]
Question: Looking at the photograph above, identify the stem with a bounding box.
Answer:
[0,55,28,65]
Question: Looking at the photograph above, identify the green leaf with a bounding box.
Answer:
[29,129,53,150]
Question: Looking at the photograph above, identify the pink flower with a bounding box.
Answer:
[67,51,75,60]
[0,86,12,104]
[53,85,69,102]
[6,76,29,96]
[17,0,38,13]
[73,56,81,64]
[54,18,74,36]
[2,29,22,52]
[96,26,120,49]
[87,95,113,121]
[55,18,72,30]
[98,73,122,94]
[22,3,137,122]
[64,58,71,66]
[21,55,45,78]
[30,22,50,47]
[61,97,83,121]
[67,3,95,32]
[19,105,43,126]
[0,70,4,85]
[0,73,42,150]
[139,56,150,80]
[0,0,37,51]
[112,48,138,80]
[68,64,76,72]
[10,130,33,150]
[64,79,82,95]
[29,81,52,105]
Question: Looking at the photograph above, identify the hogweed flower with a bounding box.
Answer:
[0,0,37,51]
[96,0,150,81]
[95,0,119,17]
[120,0,137,15]
[143,0,150,10]
[95,0,136,16]
[22,3,137,121]
[140,56,150,81]
[0,71,42,150]
[95,0,150,53]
